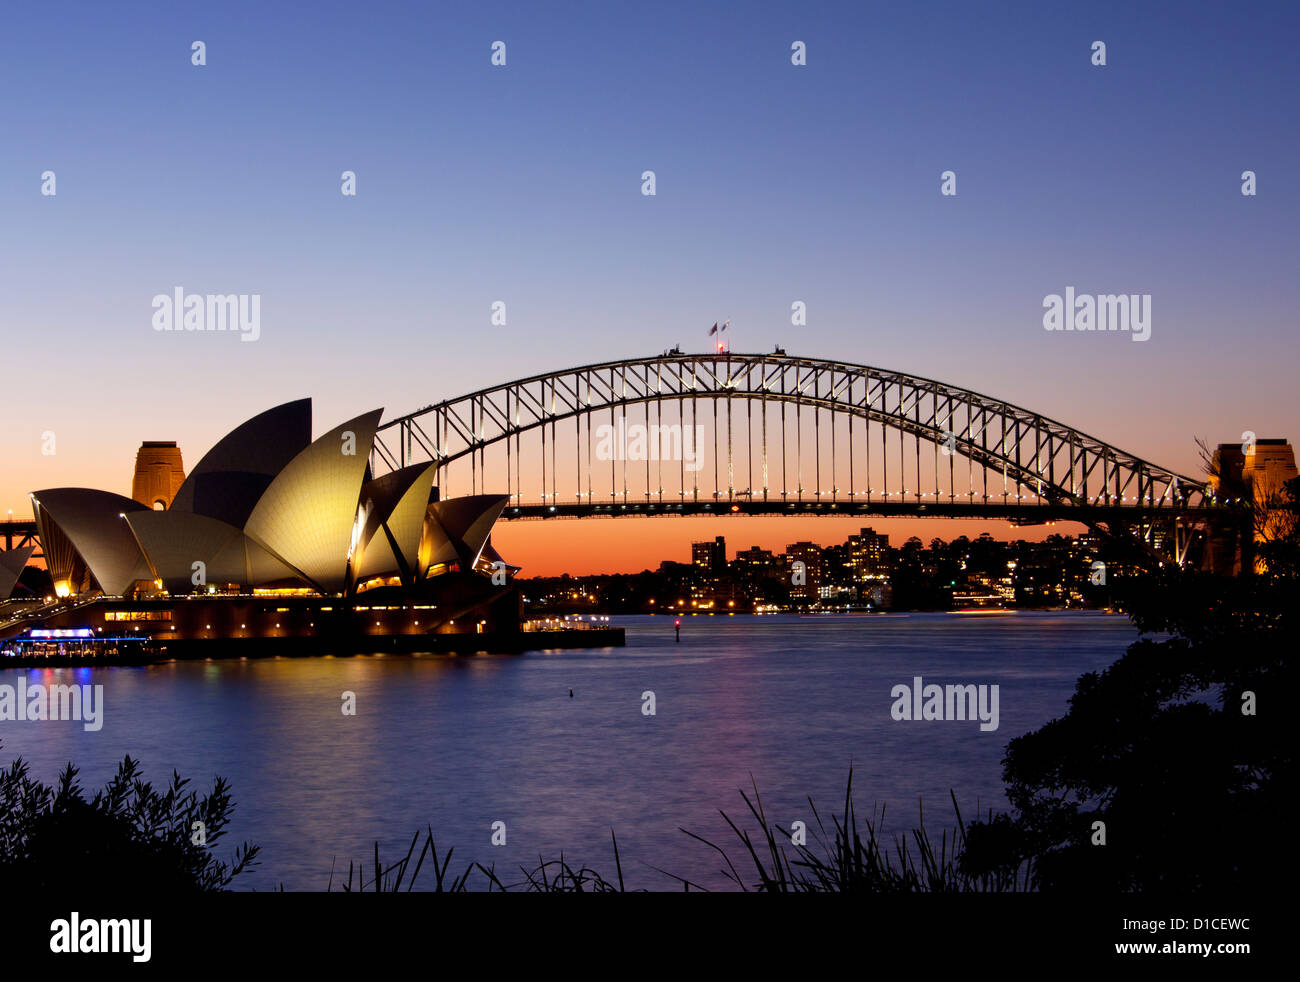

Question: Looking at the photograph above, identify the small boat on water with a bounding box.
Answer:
[0,627,160,665]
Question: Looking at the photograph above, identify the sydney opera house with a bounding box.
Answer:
[1,399,535,654]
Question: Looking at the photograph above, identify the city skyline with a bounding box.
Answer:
[520,522,1115,614]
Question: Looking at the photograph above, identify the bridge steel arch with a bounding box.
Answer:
[371,353,1209,538]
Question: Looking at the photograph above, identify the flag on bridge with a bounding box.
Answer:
[708,322,718,336]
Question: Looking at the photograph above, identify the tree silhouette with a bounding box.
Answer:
[962,478,1297,891]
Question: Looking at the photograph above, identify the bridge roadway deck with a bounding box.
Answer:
[4,499,1213,547]
[501,499,1213,522]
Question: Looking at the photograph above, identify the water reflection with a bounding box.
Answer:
[0,613,1134,890]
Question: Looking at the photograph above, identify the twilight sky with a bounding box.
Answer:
[2,1,1296,575]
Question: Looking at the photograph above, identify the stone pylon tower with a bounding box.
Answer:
[131,441,186,510]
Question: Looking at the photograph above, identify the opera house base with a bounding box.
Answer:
[1,580,624,666]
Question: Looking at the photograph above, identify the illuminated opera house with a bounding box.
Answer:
[8,399,523,651]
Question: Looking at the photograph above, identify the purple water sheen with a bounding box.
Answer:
[0,611,1135,891]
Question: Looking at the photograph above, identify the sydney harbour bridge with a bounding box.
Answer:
[2,352,1219,566]
[366,351,1215,564]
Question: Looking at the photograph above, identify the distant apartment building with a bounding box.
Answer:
[818,583,857,603]
[846,527,890,582]
[967,570,1014,603]
[784,541,823,602]
[732,545,779,579]
[691,535,727,574]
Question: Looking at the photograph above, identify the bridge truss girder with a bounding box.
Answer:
[372,353,1208,524]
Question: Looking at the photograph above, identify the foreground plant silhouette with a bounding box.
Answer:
[328,827,628,892]
[332,769,1025,892]
[0,742,260,891]
[667,766,1029,892]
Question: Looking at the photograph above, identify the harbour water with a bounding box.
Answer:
[0,611,1136,890]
